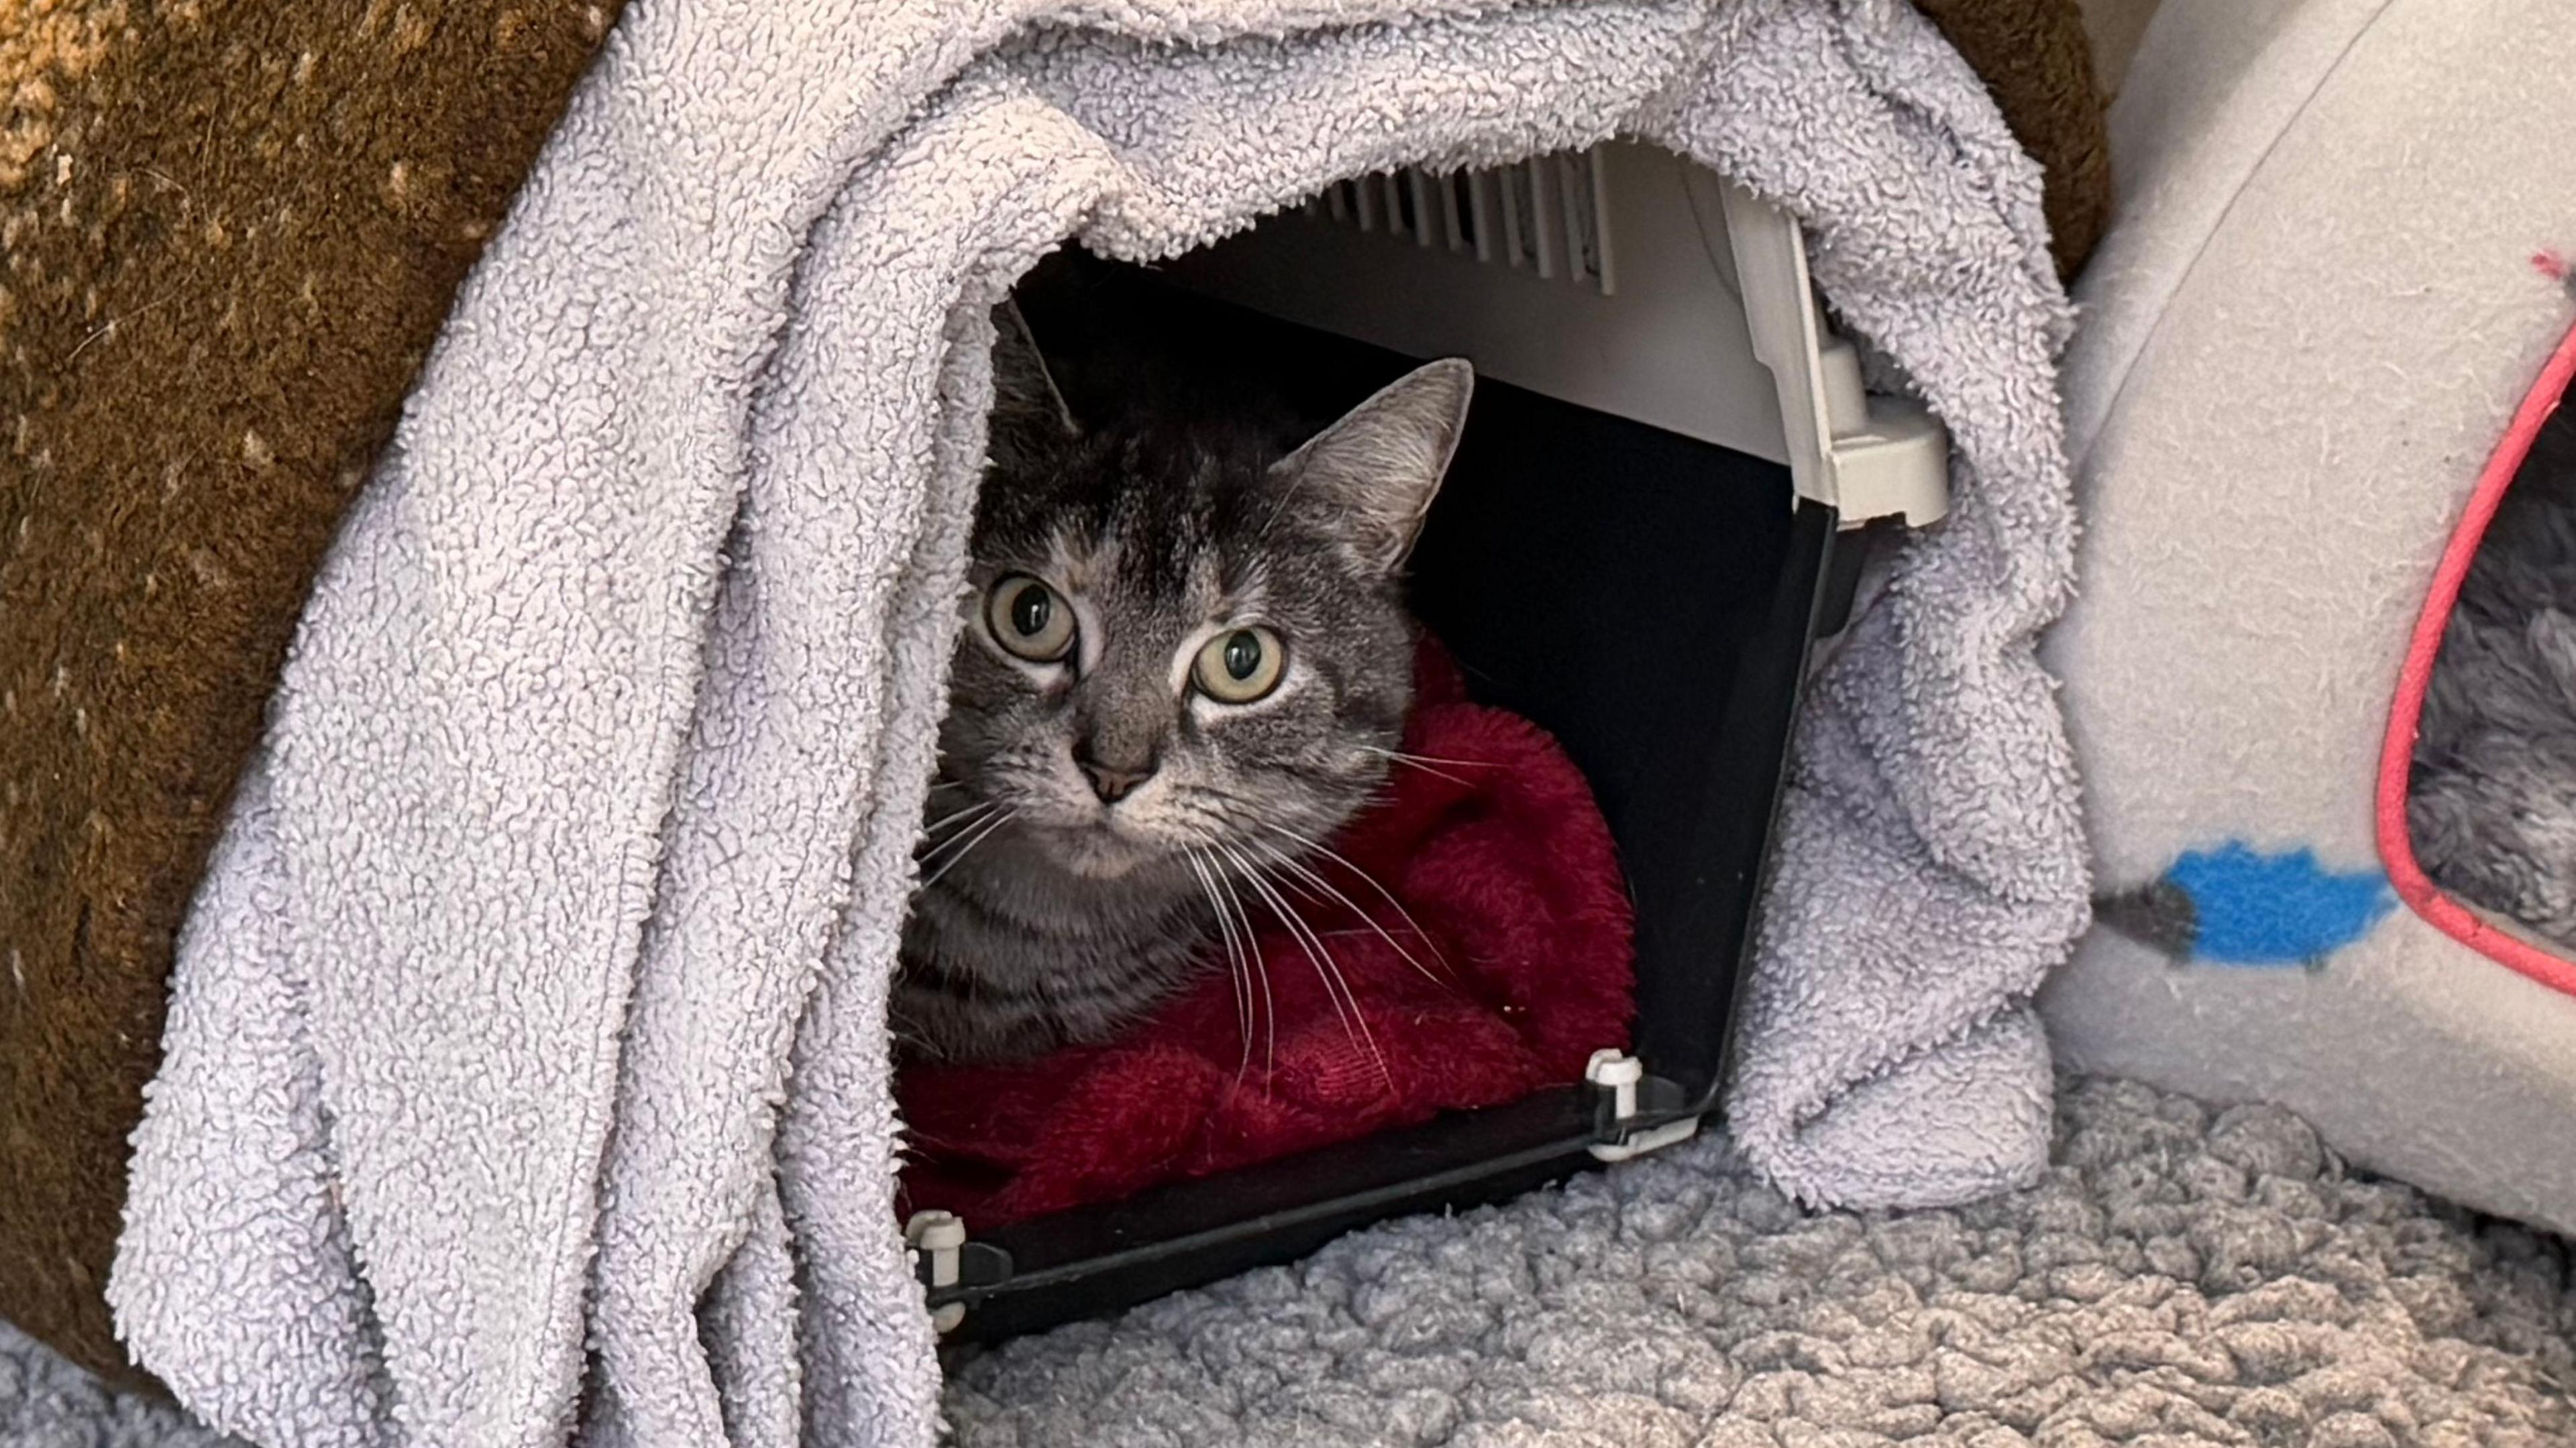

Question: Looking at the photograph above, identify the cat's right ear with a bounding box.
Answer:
[1271,357,1473,575]
[987,298,1080,464]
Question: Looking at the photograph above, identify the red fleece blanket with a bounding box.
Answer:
[896,643,1634,1227]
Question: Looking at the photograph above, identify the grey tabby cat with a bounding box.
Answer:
[893,303,1472,1063]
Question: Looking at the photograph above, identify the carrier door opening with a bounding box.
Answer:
[900,160,1854,1337]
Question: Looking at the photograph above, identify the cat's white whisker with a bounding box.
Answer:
[1213,858,1275,1080]
[1364,746,1491,770]
[1358,744,1479,789]
[1220,841,1389,1093]
[1248,836,1446,988]
[918,807,1018,891]
[919,800,998,840]
[1189,848,1257,1083]
[1260,822,1454,978]
[1265,854,1334,907]
[1221,842,1355,1048]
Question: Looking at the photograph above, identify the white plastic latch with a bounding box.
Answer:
[1584,1048,1700,1164]
[905,1209,969,1335]
[1717,180,1949,528]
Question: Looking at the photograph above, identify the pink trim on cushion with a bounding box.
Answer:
[2376,319,2576,997]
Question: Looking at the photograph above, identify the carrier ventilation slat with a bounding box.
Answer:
[1305,151,1616,295]
[1189,142,1950,525]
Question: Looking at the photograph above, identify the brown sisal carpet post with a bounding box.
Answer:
[0,0,628,1382]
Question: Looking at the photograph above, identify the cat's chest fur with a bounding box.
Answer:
[894,833,1214,1062]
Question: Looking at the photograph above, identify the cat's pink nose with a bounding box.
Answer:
[1071,741,1157,803]
[1083,767,1148,803]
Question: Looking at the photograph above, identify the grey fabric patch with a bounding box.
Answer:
[0,1321,237,1447]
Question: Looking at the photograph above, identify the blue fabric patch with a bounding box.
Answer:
[2163,842,2397,966]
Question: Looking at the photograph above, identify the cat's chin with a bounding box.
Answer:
[1026,822,1172,881]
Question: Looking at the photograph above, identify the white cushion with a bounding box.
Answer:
[2041,0,2576,1231]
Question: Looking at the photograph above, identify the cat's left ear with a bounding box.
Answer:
[986,296,1081,467]
[1272,358,1473,575]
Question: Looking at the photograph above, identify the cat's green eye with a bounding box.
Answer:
[985,574,1075,663]
[1192,626,1285,704]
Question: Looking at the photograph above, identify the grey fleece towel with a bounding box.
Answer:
[110,0,2084,1443]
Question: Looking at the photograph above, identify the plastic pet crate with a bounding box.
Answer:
[910,142,1948,1340]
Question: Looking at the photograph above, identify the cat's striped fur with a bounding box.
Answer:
[892,304,1470,1063]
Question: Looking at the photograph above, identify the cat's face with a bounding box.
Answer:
[935,307,1472,882]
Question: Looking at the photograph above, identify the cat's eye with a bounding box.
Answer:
[1192,626,1285,704]
[985,574,1075,663]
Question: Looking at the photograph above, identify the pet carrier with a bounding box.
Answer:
[912,142,1949,1339]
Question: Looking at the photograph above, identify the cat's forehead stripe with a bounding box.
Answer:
[1051,525,1268,634]
[1047,529,1111,594]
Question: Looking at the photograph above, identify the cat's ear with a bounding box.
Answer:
[1272,358,1472,575]
[987,297,1080,461]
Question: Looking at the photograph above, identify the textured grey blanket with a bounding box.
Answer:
[943,1080,2576,1447]
[111,0,2083,1441]
[23,1080,2573,1445]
